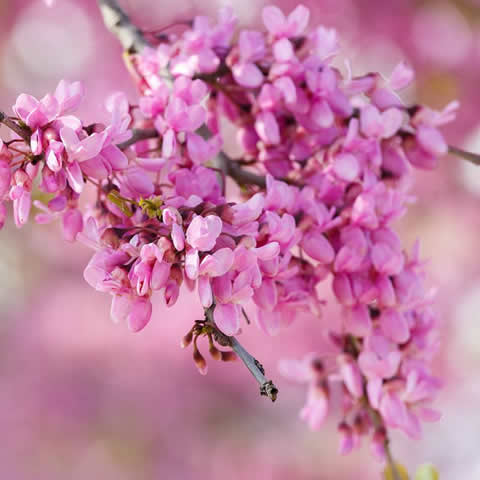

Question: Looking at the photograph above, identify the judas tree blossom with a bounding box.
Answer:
[0,1,464,476]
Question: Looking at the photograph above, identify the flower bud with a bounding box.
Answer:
[220,351,237,362]
[193,345,208,375]
[181,329,193,349]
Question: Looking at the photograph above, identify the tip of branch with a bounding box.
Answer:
[260,380,278,402]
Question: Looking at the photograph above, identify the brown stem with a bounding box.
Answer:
[118,127,158,150]
[0,111,31,142]
[448,145,480,166]
[205,306,278,402]
[218,151,267,189]
[384,443,401,480]
[368,406,401,480]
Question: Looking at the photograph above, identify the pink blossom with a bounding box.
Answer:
[301,228,335,264]
[262,5,310,38]
[186,215,223,251]
[111,294,153,332]
[214,302,241,336]
[62,208,83,242]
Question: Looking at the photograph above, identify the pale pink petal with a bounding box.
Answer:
[287,4,310,36]
[389,61,414,91]
[273,38,294,62]
[360,105,383,138]
[417,125,447,156]
[171,223,185,251]
[338,354,363,398]
[128,296,153,332]
[380,309,410,344]
[381,108,404,138]
[254,242,280,261]
[62,208,83,242]
[333,153,359,182]
[214,303,241,335]
[302,229,335,264]
[262,6,286,35]
[344,304,372,337]
[110,294,131,324]
[232,63,264,88]
[367,378,383,409]
[198,276,213,308]
[151,261,171,290]
[253,278,278,311]
[65,161,84,193]
[185,248,200,280]
[186,215,223,251]
[255,111,280,145]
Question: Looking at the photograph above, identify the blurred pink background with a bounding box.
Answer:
[1,0,480,478]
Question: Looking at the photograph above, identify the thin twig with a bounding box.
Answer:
[448,145,480,166]
[0,111,31,142]
[118,127,158,150]
[205,306,278,402]
[230,337,278,401]
[219,151,267,188]
[384,442,401,480]
[367,406,401,480]
[97,0,150,52]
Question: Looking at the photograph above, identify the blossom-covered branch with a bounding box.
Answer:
[0,0,457,475]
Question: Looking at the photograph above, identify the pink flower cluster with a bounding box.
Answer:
[130,2,454,452]
[0,80,131,240]
[0,3,456,462]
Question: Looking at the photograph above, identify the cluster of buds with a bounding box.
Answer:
[181,316,237,375]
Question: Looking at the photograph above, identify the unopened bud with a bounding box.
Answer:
[193,346,208,375]
[220,350,237,362]
[165,280,180,307]
[337,421,354,455]
[353,411,371,435]
[209,343,222,361]
[310,358,324,376]
[371,427,387,461]
[170,264,183,285]
[181,330,193,349]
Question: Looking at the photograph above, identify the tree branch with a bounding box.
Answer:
[205,306,278,402]
[97,0,150,52]
[448,145,480,166]
[230,336,278,401]
[96,0,271,191]
[0,111,31,142]
[118,127,158,150]
[218,151,267,189]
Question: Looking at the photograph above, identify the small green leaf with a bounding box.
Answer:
[384,463,410,480]
[107,191,133,217]
[414,464,439,480]
[138,196,163,219]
